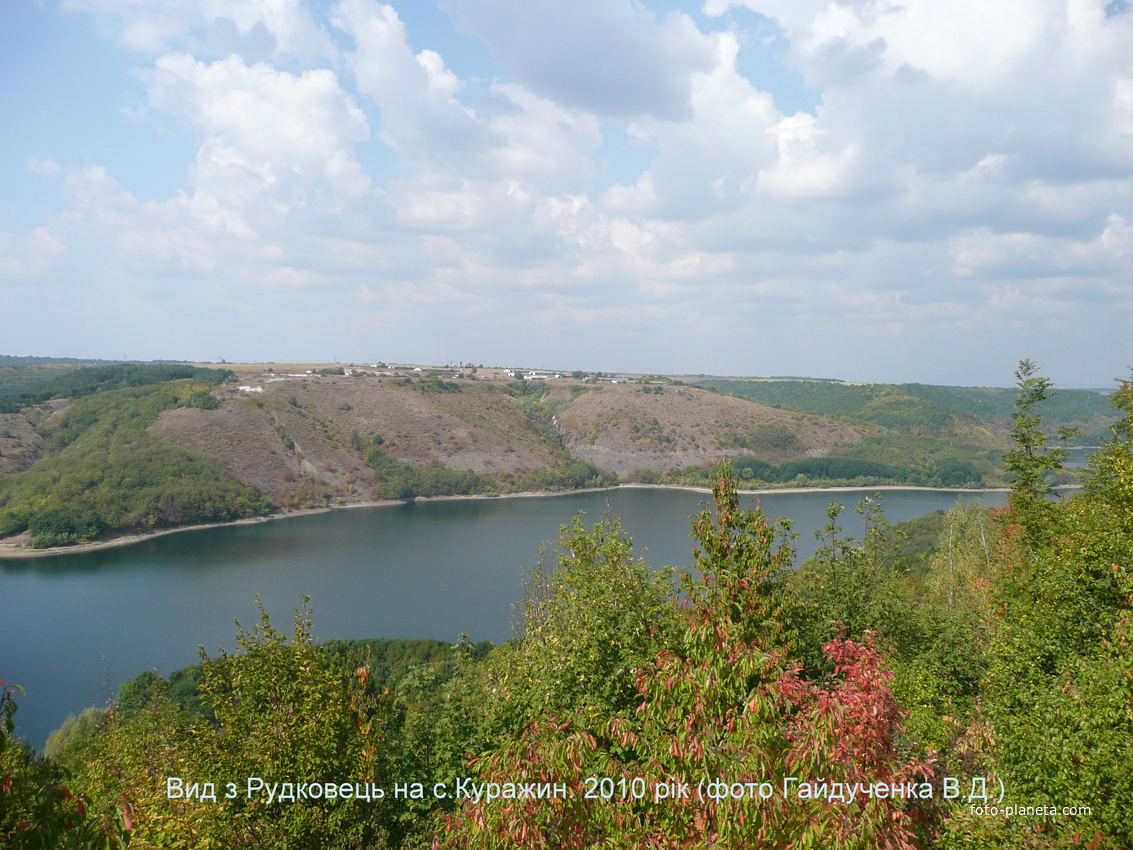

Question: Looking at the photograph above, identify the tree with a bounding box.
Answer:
[958,370,1133,847]
[1083,373,1133,531]
[61,600,397,849]
[191,598,393,848]
[1,682,129,849]
[1003,360,1076,523]
[926,500,994,613]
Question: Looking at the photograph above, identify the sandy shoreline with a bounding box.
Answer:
[0,481,1035,561]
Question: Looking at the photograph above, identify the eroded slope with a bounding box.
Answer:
[552,384,865,476]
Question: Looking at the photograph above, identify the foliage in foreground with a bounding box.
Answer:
[1,681,131,849]
[4,362,1131,848]
[439,470,934,849]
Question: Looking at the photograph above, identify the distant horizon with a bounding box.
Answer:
[1,352,1123,393]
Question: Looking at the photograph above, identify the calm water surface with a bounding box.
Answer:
[1,486,1010,748]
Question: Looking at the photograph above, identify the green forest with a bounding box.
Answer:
[0,363,237,415]
[0,367,272,547]
[639,436,999,490]
[2,363,1132,848]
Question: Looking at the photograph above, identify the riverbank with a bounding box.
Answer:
[0,481,1037,561]
[622,482,1016,496]
[0,486,619,559]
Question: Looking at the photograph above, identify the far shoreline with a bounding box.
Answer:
[0,481,1065,561]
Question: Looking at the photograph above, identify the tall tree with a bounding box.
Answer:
[1003,360,1075,525]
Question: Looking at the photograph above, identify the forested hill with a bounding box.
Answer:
[0,363,234,414]
[0,361,1111,550]
[0,365,270,548]
[696,378,1118,444]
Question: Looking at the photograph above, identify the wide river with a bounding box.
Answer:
[2,485,1011,748]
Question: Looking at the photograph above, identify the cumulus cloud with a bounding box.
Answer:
[331,0,602,191]
[708,0,1133,182]
[61,0,335,62]
[139,53,372,213]
[440,0,716,119]
[0,227,68,279]
[331,0,488,166]
[603,31,784,222]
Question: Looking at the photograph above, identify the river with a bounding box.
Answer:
[1,485,1013,748]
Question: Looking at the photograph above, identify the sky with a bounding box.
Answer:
[1,0,1131,387]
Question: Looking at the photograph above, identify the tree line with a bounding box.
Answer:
[0,364,235,414]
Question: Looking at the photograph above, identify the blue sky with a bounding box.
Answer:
[2,0,1131,387]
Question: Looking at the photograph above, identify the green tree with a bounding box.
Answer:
[451,514,679,760]
[785,496,913,680]
[1083,374,1133,531]
[190,599,393,848]
[60,601,399,849]
[925,500,994,612]
[1003,360,1076,523]
[1,682,129,849]
[954,371,1133,847]
[44,708,108,765]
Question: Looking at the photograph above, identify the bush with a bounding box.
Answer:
[28,504,105,547]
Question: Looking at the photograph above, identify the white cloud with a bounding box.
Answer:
[602,31,781,221]
[951,213,1133,279]
[481,84,602,191]
[25,159,62,177]
[331,0,487,165]
[441,0,716,119]
[0,227,68,279]
[333,0,600,191]
[139,52,372,211]
[61,0,336,62]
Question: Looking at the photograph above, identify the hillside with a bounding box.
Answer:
[550,382,863,475]
[3,361,1090,550]
[696,378,1118,444]
[149,373,884,496]
[148,375,578,504]
[0,364,888,550]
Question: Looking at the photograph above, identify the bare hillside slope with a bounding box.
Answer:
[552,384,865,476]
